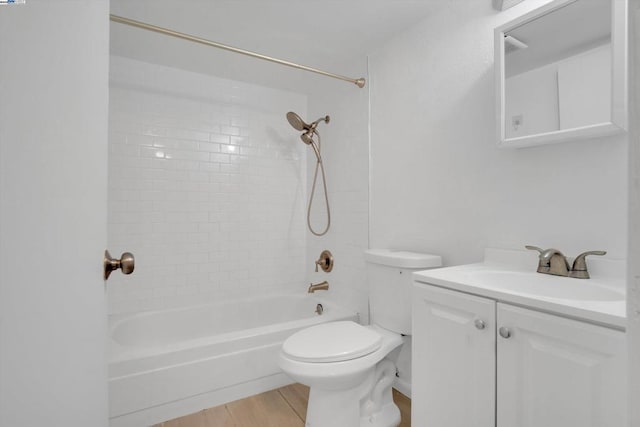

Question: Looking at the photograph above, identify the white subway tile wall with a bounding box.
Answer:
[305,82,371,323]
[107,57,308,314]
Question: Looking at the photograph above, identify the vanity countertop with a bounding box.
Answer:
[413,249,626,329]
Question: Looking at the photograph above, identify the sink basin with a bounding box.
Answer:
[412,250,627,328]
[467,270,624,302]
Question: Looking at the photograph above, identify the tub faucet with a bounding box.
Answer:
[525,245,570,276]
[308,281,329,293]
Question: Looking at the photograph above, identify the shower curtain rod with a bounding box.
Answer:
[110,14,366,89]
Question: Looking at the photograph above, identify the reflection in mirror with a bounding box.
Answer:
[495,0,627,148]
[505,0,610,138]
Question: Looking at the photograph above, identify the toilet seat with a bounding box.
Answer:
[282,321,382,363]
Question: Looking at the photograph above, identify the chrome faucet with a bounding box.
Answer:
[526,246,606,279]
[308,281,329,293]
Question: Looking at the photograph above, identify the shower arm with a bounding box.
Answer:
[110,14,366,89]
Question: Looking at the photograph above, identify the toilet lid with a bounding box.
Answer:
[282,321,382,363]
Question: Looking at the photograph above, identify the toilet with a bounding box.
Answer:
[278,249,442,427]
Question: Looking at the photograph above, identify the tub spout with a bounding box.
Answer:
[308,281,329,293]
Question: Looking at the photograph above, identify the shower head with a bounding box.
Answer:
[286,111,307,131]
[286,111,330,133]
[286,111,330,162]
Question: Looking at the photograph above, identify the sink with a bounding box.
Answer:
[467,270,624,302]
[412,249,626,328]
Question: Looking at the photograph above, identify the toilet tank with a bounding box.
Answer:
[365,249,442,335]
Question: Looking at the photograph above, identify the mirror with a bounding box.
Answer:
[495,0,627,148]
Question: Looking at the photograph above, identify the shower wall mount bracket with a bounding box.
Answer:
[315,250,334,273]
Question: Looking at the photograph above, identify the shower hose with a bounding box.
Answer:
[307,133,330,236]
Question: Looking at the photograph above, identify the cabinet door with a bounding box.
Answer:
[412,284,496,427]
[497,303,627,427]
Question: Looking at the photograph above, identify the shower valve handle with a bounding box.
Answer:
[314,250,334,273]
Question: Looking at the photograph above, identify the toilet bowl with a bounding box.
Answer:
[278,321,402,427]
[278,249,442,427]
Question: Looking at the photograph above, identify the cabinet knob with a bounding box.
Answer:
[474,319,486,330]
[499,327,512,339]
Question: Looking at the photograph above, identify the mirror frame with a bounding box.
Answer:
[495,0,628,148]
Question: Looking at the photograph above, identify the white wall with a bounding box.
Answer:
[0,1,109,426]
[505,43,612,138]
[557,44,611,129]
[369,0,628,267]
[628,0,640,424]
[108,57,308,314]
[506,61,559,138]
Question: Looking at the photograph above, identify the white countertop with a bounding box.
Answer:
[413,249,626,329]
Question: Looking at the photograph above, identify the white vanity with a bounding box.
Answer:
[412,249,626,427]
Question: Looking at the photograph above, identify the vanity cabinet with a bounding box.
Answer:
[412,284,627,427]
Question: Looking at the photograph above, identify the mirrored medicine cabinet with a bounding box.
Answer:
[495,0,627,148]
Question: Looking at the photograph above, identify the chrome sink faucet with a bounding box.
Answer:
[525,246,606,279]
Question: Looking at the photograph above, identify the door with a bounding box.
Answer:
[0,2,109,426]
[497,303,627,427]
[412,283,496,427]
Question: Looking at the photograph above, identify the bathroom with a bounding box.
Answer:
[1,0,639,426]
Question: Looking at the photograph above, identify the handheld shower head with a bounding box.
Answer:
[308,140,322,162]
[301,131,322,162]
[301,131,314,145]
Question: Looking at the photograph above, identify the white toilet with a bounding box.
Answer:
[278,249,442,427]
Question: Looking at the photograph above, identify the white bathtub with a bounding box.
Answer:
[108,293,357,427]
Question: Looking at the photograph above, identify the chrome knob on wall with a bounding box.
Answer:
[104,250,135,280]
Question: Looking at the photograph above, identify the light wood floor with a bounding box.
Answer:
[155,384,411,427]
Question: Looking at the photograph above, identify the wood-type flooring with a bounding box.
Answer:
[155,384,411,427]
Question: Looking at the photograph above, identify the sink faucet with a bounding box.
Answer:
[526,246,606,279]
[568,250,607,279]
[526,246,570,276]
[308,281,329,293]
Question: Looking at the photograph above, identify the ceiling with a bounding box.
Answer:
[109,0,442,91]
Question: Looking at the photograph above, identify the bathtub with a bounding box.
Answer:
[108,293,357,427]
